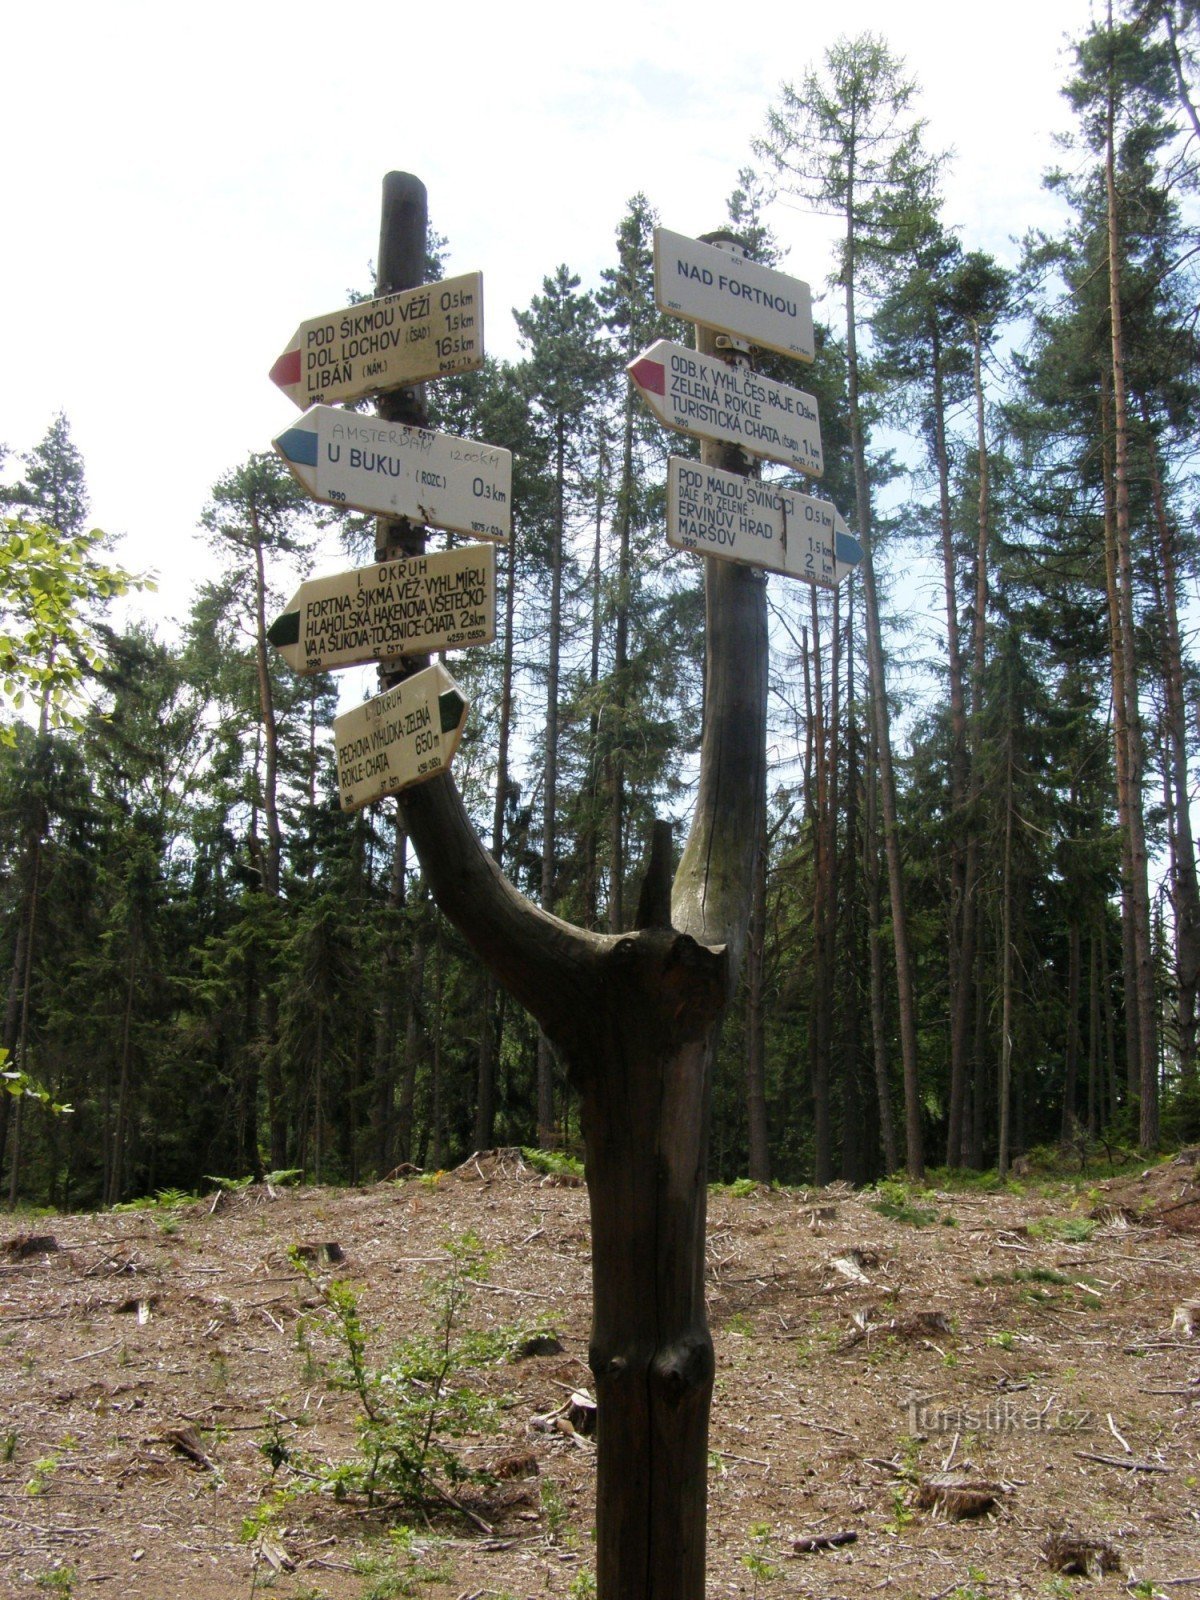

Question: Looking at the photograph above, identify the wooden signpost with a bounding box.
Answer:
[654,227,814,362]
[267,545,496,675]
[269,271,483,409]
[268,219,489,811]
[273,406,511,541]
[265,180,848,1600]
[333,660,468,812]
[628,338,823,477]
[667,456,861,587]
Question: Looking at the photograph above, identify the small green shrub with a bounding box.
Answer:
[870,1179,938,1227]
[741,1522,778,1597]
[286,1234,509,1518]
[1028,1216,1098,1243]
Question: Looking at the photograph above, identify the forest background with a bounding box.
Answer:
[2,0,1199,1206]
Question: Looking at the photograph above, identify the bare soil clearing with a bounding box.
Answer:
[1,1151,1198,1598]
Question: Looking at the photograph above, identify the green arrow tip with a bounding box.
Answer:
[438,689,467,734]
[267,610,300,648]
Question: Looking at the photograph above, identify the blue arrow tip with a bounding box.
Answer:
[276,427,318,468]
[835,530,863,567]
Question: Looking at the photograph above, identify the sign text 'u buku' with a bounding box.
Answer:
[270,272,483,409]
[654,228,814,363]
[334,661,468,812]
[628,340,823,477]
[667,457,861,588]
[268,545,496,676]
[274,406,511,541]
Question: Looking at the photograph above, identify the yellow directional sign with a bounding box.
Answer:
[270,272,483,408]
[629,340,823,477]
[333,662,468,812]
[268,546,496,675]
[654,229,814,362]
[666,457,861,587]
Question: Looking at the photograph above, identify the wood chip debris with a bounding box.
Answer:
[793,1529,858,1552]
[915,1473,1004,1520]
[292,1241,344,1265]
[5,1234,58,1260]
[530,1390,596,1443]
[1043,1530,1122,1577]
[162,1425,215,1471]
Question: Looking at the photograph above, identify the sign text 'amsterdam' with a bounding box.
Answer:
[274,406,511,541]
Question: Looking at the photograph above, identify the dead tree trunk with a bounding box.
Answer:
[389,181,765,1599]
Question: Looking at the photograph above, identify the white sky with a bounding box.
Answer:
[2,0,1100,626]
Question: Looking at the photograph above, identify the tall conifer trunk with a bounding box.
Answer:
[1141,398,1200,1087]
[846,226,924,1178]
[954,318,992,1166]
[1104,22,1158,1146]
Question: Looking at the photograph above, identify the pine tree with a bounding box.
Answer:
[755,34,941,1176]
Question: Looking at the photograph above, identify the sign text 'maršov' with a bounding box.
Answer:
[667,457,861,587]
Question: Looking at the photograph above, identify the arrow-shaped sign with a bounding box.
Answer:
[333,661,468,812]
[273,406,511,541]
[666,457,861,587]
[268,545,497,676]
[270,272,484,409]
[628,340,822,477]
[653,228,815,362]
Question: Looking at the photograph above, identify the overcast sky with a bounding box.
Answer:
[2,0,1101,624]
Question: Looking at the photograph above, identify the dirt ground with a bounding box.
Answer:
[2,1149,1198,1600]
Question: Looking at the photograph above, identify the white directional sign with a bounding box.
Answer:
[667,457,861,588]
[628,340,823,478]
[274,407,511,541]
[270,272,483,408]
[334,662,468,812]
[268,546,496,675]
[654,228,815,363]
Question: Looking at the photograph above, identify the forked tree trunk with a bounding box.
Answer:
[391,182,765,1599]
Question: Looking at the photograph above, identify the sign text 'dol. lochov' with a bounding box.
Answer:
[270,273,483,409]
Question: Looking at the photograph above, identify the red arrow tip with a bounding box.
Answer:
[629,357,666,396]
[270,347,302,390]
